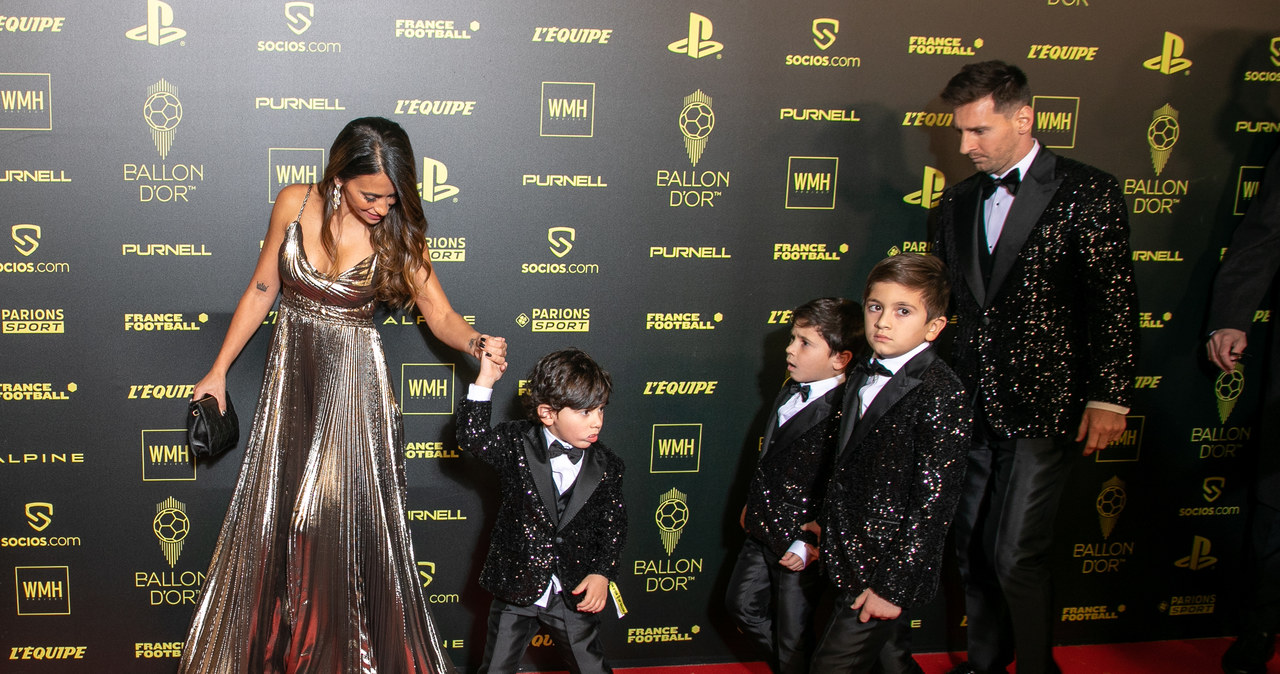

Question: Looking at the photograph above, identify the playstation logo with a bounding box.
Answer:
[419,158,459,203]
[1174,535,1217,571]
[903,166,946,209]
[1142,31,1191,75]
[669,12,722,59]
[126,0,186,46]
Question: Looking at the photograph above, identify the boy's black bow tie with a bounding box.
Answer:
[786,381,811,402]
[548,441,583,464]
[855,360,893,378]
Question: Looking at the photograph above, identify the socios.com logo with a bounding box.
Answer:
[1142,31,1191,75]
[812,19,838,50]
[418,158,459,203]
[12,224,40,256]
[126,0,186,46]
[284,1,314,35]
[548,227,575,257]
[668,12,722,59]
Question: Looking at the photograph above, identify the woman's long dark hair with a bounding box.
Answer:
[317,117,430,310]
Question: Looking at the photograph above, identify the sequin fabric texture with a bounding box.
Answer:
[932,152,1137,438]
[744,385,843,557]
[455,398,627,607]
[179,209,456,673]
[821,351,970,608]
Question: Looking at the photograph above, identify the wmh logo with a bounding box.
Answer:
[540,82,595,138]
[141,429,196,481]
[15,566,71,615]
[785,157,838,210]
[269,148,325,203]
[0,73,53,131]
[1032,96,1079,149]
[650,423,702,473]
[1235,165,1265,215]
[401,363,454,415]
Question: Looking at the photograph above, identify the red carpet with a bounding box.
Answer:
[592,637,1264,673]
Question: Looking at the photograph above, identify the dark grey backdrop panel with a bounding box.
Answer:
[1,1,1278,671]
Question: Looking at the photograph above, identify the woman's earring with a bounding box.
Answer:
[331,184,341,209]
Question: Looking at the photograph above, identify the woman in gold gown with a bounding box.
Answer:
[181,117,506,673]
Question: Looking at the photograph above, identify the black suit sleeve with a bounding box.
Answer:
[584,462,627,581]
[455,397,524,467]
[1068,171,1138,408]
[1208,146,1280,332]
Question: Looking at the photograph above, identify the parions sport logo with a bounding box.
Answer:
[427,236,465,262]
[515,308,590,333]
[2,308,63,334]
[394,19,477,40]
[784,18,861,69]
[0,73,52,131]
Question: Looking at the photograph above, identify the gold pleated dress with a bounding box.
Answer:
[179,203,456,673]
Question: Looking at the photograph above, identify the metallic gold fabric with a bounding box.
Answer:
[179,219,456,674]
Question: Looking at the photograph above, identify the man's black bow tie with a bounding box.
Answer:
[981,168,1021,200]
[787,381,811,402]
[548,441,584,464]
[855,360,893,378]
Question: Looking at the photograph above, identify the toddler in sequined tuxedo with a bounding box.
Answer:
[725,297,863,674]
[456,348,627,674]
[811,254,971,674]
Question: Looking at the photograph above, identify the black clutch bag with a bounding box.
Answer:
[187,393,239,460]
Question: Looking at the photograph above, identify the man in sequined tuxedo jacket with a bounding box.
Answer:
[457,348,627,674]
[931,61,1137,674]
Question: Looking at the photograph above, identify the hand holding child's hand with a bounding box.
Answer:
[851,588,901,623]
[778,552,805,572]
[475,340,505,389]
[572,574,610,613]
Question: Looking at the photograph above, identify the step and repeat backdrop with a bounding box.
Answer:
[2,0,1279,671]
